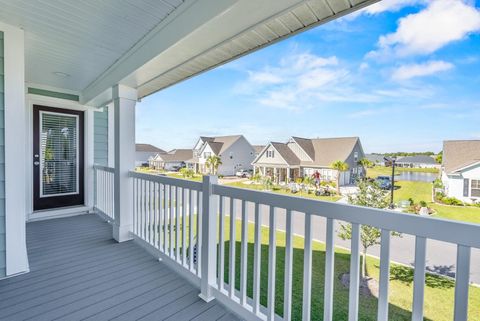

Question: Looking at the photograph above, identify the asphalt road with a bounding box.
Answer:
[236,201,480,285]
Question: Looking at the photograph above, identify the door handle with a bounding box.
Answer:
[34,161,40,166]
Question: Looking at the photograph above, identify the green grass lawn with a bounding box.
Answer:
[390,179,480,225]
[165,172,203,182]
[216,219,480,321]
[159,215,479,321]
[367,166,438,178]
[224,181,342,203]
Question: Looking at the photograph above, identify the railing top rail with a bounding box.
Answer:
[212,184,480,248]
[93,164,115,173]
[129,171,203,191]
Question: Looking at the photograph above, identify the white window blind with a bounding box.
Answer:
[40,112,79,197]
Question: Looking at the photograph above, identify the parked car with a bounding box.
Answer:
[376,175,392,190]
[171,162,186,172]
[236,169,252,178]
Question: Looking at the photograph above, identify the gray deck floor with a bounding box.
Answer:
[0,214,240,321]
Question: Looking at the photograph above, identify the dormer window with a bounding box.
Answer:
[354,152,359,162]
[266,150,275,158]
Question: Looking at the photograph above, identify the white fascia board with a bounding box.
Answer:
[452,161,480,174]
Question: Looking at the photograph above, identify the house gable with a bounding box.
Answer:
[253,143,290,166]
[287,138,312,162]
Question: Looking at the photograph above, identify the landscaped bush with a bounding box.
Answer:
[419,200,428,207]
[441,197,464,206]
[433,178,444,188]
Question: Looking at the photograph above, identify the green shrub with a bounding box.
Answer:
[435,191,445,201]
[442,197,464,206]
[433,178,444,188]
[419,200,428,207]
[408,198,415,206]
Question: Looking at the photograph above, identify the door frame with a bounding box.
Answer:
[26,92,96,220]
[33,105,85,211]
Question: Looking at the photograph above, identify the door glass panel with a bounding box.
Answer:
[40,112,79,197]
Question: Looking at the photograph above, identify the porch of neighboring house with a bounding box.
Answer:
[254,166,301,183]
[0,214,238,321]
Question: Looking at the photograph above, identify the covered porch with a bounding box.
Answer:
[0,214,237,321]
[0,1,479,321]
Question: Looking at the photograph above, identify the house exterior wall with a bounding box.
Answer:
[217,137,255,176]
[397,162,439,169]
[344,140,365,183]
[0,31,5,277]
[93,107,108,166]
[443,164,480,203]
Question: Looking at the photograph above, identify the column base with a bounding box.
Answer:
[112,223,133,242]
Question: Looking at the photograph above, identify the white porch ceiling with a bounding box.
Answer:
[0,0,379,104]
[0,0,183,91]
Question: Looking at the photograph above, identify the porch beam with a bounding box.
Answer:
[112,84,137,242]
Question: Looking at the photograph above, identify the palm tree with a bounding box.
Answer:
[205,155,222,175]
[331,160,349,195]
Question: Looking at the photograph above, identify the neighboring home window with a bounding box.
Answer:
[354,152,359,162]
[204,152,211,158]
[471,180,480,197]
[229,152,233,159]
[266,150,274,158]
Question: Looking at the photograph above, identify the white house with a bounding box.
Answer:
[149,149,195,171]
[252,137,365,185]
[396,155,440,169]
[136,143,165,167]
[442,140,480,204]
[193,135,256,176]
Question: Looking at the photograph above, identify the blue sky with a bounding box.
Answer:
[136,0,480,153]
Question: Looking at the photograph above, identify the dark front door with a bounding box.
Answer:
[33,105,85,211]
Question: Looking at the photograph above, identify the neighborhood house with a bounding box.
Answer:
[252,137,365,185]
[192,135,256,176]
[149,149,195,171]
[441,140,480,204]
[135,143,165,167]
[395,155,439,169]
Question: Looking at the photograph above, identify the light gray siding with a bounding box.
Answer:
[94,107,108,166]
[0,32,5,277]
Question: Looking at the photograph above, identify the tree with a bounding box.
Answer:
[331,160,349,195]
[338,180,400,278]
[205,155,222,175]
[358,158,372,168]
[435,151,443,164]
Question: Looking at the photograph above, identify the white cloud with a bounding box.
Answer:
[391,60,454,80]
[238,52,348,110]
[369,0,480,58]
[361,0,425,15]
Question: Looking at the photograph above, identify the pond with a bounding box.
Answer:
[394,171,438,182]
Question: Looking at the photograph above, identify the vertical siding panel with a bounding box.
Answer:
[93,106,108,166]
[0,32,5,277]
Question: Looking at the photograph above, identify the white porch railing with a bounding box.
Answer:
[125,172,479,321]
[93,165,115,222]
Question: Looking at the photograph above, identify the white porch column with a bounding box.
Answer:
[287,167,291,183]
[253,166,256,175]
[112,85,137,242]
[2,22,29,276]
[263,166,266,176]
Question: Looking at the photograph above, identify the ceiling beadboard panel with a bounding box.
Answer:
[137,0,376,98]
[0,0,184,91]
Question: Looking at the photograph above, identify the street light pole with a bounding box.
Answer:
[384,156,397,209]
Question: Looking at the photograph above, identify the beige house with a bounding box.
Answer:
[441,140,480,203]
[252,137,365,185]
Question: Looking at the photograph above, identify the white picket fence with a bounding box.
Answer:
[93,165,115,222]
[124,172,479,321]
